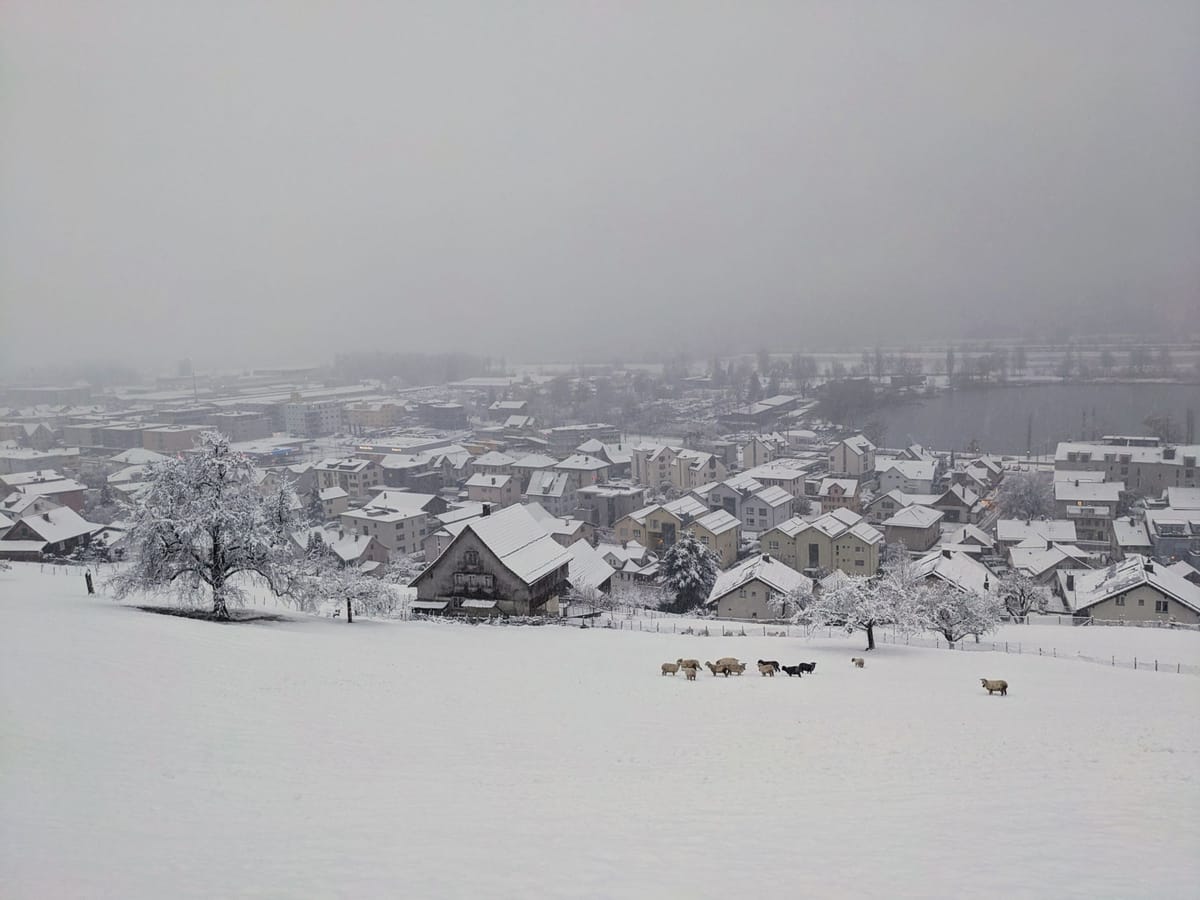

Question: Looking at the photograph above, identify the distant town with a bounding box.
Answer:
[1,344,1197,624]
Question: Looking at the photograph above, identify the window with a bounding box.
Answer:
[1137,597,1145,607]
[768,540,779,550]
[1115,596,1125,606]
[1155,600,1169,613]
[464,550,479,567]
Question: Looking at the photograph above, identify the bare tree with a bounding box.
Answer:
[996,471,1054,521]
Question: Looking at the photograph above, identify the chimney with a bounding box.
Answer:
[942,548,952,559]
[43,512,51,522]
[1144,561,1154,574]
[1066,573,1075,592]
[338,528,344,539]
[983,576,989,592]
[762,553,771,563]
[482,503,492,517]
[1074,479,1079,487]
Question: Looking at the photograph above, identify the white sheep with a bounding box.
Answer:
[980,678,1008,696]
[661,662,679,676]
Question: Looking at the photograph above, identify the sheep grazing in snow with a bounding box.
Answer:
[980,678,1008,696]
[798,662,817,675]
[851,657,865,668]
[683,665,698,681]
[726,661,746,676]
[715,657,741,668]
[661,662,679,676]
[677,658,701,671]
[757,662,777,677]
[704,661,721,676]
[781,664,804,677]
[757,659,781,673]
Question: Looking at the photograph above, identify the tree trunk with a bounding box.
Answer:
[866,622,876,651]
[212,590,230,619]
[346,598,353,624]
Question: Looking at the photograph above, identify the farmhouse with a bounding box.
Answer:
[411,504,571,616]
[1059,555,1200,624]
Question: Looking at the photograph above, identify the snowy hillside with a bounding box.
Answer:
[2,563,1198,898]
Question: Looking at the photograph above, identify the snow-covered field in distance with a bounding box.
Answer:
[2,564,1198,899]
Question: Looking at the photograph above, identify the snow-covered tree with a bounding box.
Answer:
[110,431,300,619]
[768,582,814,623]
[611,579,666,611]
[809,573,889,650]
[922,583,1002,648]
[998,571,1048,622]
[995,471,1054,521]
[306,489,325,526]
[659,533,720,614]
[295,565,402,622]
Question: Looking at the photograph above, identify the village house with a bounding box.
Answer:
[1058,556,1200,624]
[523,470,577,518]
[612,495,708,554]
[911,548,998,596]
[1007,541,1093,584]
[553,454,610,489]
[740,460,812,499]
[1054,479,1124,547]
[931,484,983,524]
[471,451,519,480]
[705,553,813,620]
[759,508,883,575]
[465,473,520,508]
[411,504,571,617]
[141,424,208,454]
[688,508,741,567]
[882,505,944,552]
[525,502,594,548]
[597,540,659,584]
[339,505,427,558]
[574,439,633,478]
[487,399,528,421]
[876,459,937,495]
[1055,439,1198,492]
[292,525,390,569]
[817,478,861,513]
[575,480,647,528]
[313,457,383,501]
[1110,517,1153,560]
[1143,507,1200,566]
[828,435,876,477]
[996,519,1078,550]
[0,506,98,558]
[317,486,349,520]
[545,424,620,456]
[510,453,559,490]
[565,540,616,598]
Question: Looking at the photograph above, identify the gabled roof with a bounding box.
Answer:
[554,454,610,471]
[938,484,980,508]
[662,495,709,520]
[314,457,374,473]
[723,472,765,495]
[465,473,513,489]
[472,450,518,468]
[692,508,740,536]
[511,453,559,470]
[424,504,571,586]
[753,485,793,508]
[524,470,572,499]
[1065,556,1200,615]
[883,505,944,529]
[4,506,97,545]
[996,519,1077,544]
[318,486,348,501]
[708,554,812,605]
[1008,545,1078,578]
[109,448,168,466]
[1054,480,1123,504]
[566,540,616,592]
[912,550,997,595]
[942,524,994,549]
[818,478,858,498]
[291,526,381,563]
[879,459,936,482]
[1111,518,1152,549]
[364,490,440,511]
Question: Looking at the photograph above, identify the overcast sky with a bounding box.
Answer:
[2,1,1197,374]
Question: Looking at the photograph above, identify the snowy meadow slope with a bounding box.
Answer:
[2,564,1198,899]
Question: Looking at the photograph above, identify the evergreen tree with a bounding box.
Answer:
[659,533,720,614]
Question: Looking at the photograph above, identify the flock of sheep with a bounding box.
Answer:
[661,656,1010,696]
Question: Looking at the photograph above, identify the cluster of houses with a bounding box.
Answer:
[2,377,1197,627]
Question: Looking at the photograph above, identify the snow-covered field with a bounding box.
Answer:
[2,564,1198,899]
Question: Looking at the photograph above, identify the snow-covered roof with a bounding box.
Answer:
[662,495,709,520]
[411,600,449,611]
[1064,556,1200,615]
[753,485,793,508]
[553,454,610,471]
[1165,487,1200,510]
[566,540,616,592]
[365,490,441,511]
[524,470,572,499]
[292,526,380,563]
[939,484,980,508]
[692,509,740,536]
[460,599,498,609]
[883,506,944,529]
[465,473,513,488]
[942,524,994,549]
[2,469,66,488]
[597,540,653,566]
[512,453,559,470]
[343,505,425,525]
[723,472,765,494]
[1053,469,1107,484]
[6,507,98,544]
[1008,545,1078,578]
[15,478,86,498]
[1055,481,1123,504]
[314,457,374,473]
[318,486,349,501]
[912,550,997,595]
[458,504,572,585]
[472,451,517,468]
[996,519,1077,544]
[879,459,936,482]
[708,554,812,604]
[109,448,168,466]
[1111,518,1152,549]
[818,478,858,497]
